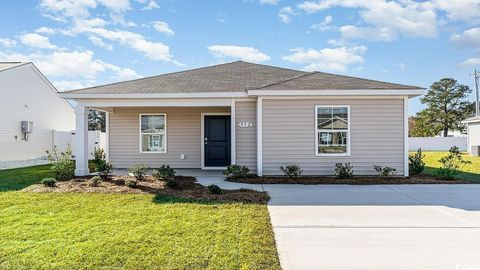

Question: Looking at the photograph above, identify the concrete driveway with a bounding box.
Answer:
[267,184,480,270]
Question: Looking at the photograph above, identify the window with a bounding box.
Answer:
[140,114,166,153]
[315,106,350,155]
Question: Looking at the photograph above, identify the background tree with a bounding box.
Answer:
[415,78,473,137]
[88,110,106,132]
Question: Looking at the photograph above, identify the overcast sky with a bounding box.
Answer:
[1,0,479,114]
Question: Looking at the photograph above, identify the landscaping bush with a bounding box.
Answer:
[409,148,425,175]
[46,145,75,181]
[126,179,138,188]
[434,146,471,180]
[223,164,250,179]
[91,148,114,180]
[41,177,57,187]
[165,178,179,189]
[152,165,176,180]
[208,184,222,194]
[114,178,125,186]
[89,176,102,187]
[335,163,354,179]
[129,163,148,180]
[374,165,397,177]
[280,164,303,178]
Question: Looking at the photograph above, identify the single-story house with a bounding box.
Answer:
[462,115,480,156]
[61,61,423,176]
[0,62,74,168]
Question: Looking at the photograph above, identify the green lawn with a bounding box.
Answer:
[420,151,480,183]
[0,164,54,192]
[0,167,280,270]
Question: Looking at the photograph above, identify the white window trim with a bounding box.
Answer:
[314,105,351,157]
[139,113,167,154]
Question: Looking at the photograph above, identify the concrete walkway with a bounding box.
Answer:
[195,176,480,270]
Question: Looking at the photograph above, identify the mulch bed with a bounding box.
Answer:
[23,175,269,204]
[226,174,470,185]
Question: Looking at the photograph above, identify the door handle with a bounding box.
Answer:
[204,137,208,144]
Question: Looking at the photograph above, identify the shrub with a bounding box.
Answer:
[335,163,354,179]
[280,164,303,178]
[41,177,57,187]
[434,146,471,180]
[89,176,102,187]
[208,184,222,194]
[165,178,179,189]
[374,165,397,177]
[409,148,425,175]
[91,148,114,180]
[223,164,250,179]
[46,145,75,181]
[129,163,148,180]
[152,165,176,180]
[126,179,138,188]
[114,178,125,186]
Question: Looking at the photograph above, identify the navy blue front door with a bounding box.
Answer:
[204,116,231,167]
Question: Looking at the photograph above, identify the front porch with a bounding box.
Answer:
[74,99,239,176]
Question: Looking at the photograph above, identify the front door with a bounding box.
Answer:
[204,116,231,167]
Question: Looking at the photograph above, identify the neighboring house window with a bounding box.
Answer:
[140,114,166,153]
[315,106,350,155]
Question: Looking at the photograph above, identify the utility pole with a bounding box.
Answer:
[473,70,480,116]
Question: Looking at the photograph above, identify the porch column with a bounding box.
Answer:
[404,97,409,177]
[230,99,236,165]
[256,97,263,176]
[74,105,89,176]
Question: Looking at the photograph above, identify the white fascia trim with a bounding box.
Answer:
[77,99,232,107]
[461,119,480,124]
[247,89,424,97]
[61,92,248,99]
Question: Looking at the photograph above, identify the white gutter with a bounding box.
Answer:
[60,92,249,99]
[61,89,424,100]
[247,89,424,97]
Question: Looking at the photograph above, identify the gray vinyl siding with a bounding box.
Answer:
[235,101,257,171]
[262,98,405,176]
[109,107,229,168]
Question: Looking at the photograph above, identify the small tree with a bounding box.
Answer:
[46,145,75,181]
[91,148,114,180]
[415,78,473,137]
[409,148,425,175]
[435,146,471,180]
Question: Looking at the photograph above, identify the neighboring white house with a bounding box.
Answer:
[0,62,75,167]
[462,115,480,156]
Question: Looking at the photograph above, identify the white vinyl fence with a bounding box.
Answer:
[409,137,467,151]
[53,130,106,156]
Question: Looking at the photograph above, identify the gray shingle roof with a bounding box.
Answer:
[65,61,421,94]
[251,71,420,90]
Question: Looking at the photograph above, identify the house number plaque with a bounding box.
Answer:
[238,122,254,128]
